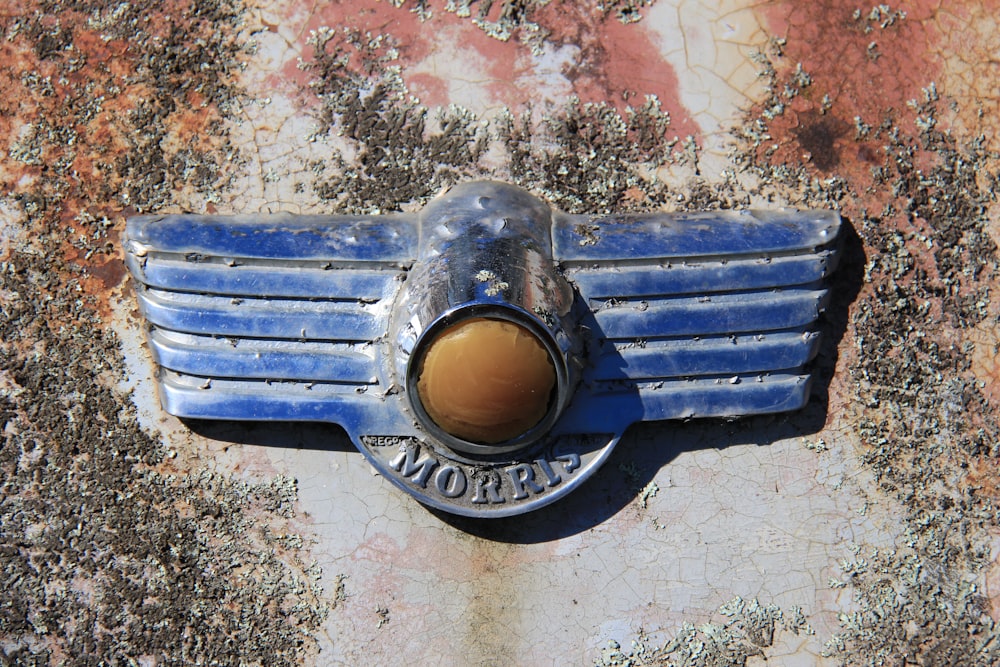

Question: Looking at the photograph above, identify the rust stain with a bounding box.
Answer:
[535,2,699,138]
[969,318,1000,409]
[758,1,942,175]
[791,111,851,171]
[271,0,699,143]
[348,518,563,664]
[0,0,240,322]
[759,0,1000,172]
[762,0,943,121]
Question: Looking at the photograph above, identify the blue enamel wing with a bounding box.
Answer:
[124,181,841,517]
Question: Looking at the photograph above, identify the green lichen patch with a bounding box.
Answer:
[737,34,1000,667]
[594,598,812,667]
[1,251,328,665]
[304,27,489,214]
[0,2,331,664]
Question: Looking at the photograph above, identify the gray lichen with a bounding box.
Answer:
[4,1,999,665]
[386,0,658,49]
[736,34,1000,667]
[0,251,329,665]
[594,598,806,667]
[305,27,489,214]
[0,2,330,664]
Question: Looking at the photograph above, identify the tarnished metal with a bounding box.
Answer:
[124,180,842,517]
[391,184,578,457]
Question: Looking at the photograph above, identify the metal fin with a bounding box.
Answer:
[126,213,416,261]
[554,209,840,262]
[554,209,841,433]
[124,213,417,433]
[156,371,412,433]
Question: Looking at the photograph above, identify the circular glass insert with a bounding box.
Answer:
[416,317,556,444]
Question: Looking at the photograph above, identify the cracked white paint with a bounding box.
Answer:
[230,417,895,664]
[644,0,771,174]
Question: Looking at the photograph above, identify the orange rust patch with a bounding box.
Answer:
[535,2,699,138]
[758,0,944,176]
[273,0,699,142]
[762,0,942,117]
[969,318,1000,409]
[0,1,244,325]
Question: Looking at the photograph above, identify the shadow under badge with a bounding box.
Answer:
[123,181,842,518]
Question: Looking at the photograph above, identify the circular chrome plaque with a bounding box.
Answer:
[356,432,620,518]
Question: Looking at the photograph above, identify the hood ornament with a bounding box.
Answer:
[124,181,842,517]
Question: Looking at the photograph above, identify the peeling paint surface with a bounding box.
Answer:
[2,1,999,665]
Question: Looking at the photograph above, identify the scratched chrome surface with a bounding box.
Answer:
[3,1,1000,665]
[124,179,839,517]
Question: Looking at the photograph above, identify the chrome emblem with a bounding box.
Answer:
[124,181,842,517]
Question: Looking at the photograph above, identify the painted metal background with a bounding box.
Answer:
[2,1,999,665]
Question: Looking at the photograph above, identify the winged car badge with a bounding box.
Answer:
[124,181,842,517]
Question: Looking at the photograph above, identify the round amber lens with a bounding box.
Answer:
[416,318,556,444]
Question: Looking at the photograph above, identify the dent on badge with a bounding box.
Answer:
[123,181,842,517]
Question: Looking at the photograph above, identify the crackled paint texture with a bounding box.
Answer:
[2,0,999,665]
